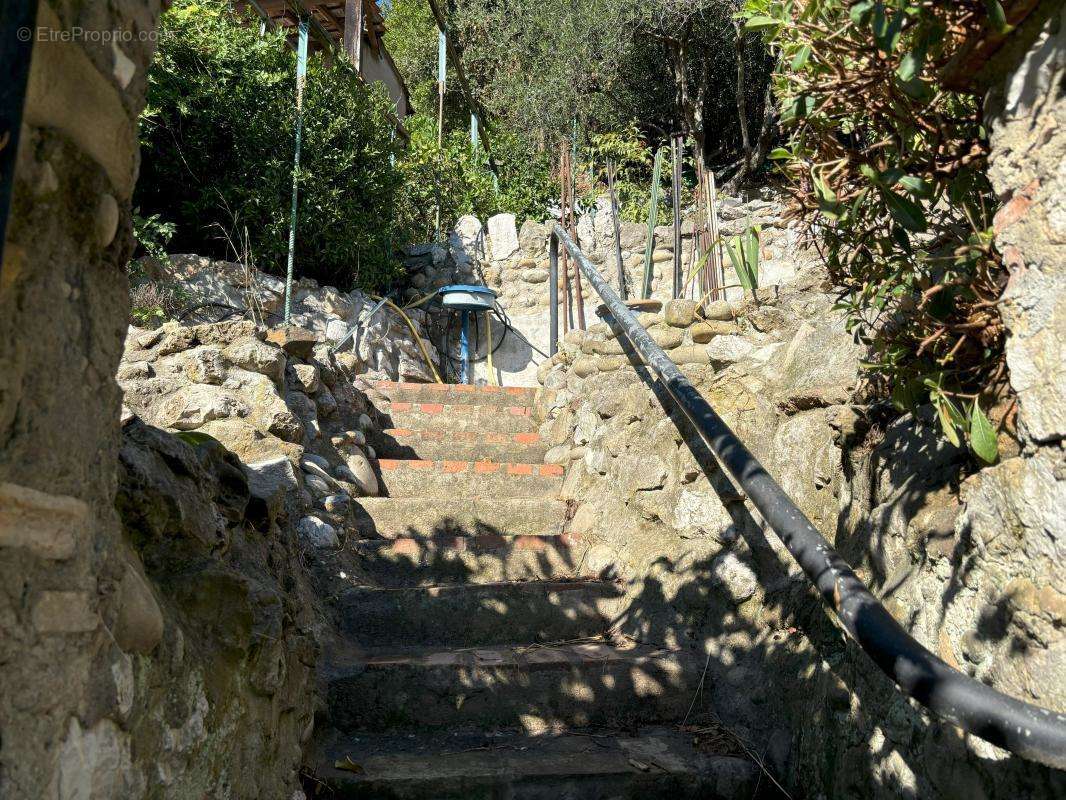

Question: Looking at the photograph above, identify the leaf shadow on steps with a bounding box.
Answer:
[606,331,1063,798]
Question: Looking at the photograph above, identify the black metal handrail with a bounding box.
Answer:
[548,223,1066,769]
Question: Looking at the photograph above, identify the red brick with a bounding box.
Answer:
[513,535,547,551]
[539,464,564,477]
[514,432,540,444]
[389,538,421,556]
[474,461,501,474]
[507,463,533,476]
[407,460,435,470]
[389,401,412,412]
[384,428,413,437]
[419,403,445,414]
[485,432,509,444]
[378,459,402,471]
[442,460,470,474]
[507,406,531,416]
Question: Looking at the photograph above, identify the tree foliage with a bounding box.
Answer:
[137,0,405,290]
[384,0,774,208]
[743,0,1008,458]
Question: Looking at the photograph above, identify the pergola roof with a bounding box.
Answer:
[249,1,388,58]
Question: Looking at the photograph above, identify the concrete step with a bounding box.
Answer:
[380,402,536,435]
[370,427,550,462]
[371,380,538,408]
[323,639,699,734]
[334,580,623,648]
[351,497,570,539]
[378,458,563,499]
[311,726,759,799]
[348,532,592,587]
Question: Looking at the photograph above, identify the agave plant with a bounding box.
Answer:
[725,224,760,296]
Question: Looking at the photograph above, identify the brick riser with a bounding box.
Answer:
[370,380,538,408]
[380,403,536,434]
[378,458,563,498]
[370,428,550,462]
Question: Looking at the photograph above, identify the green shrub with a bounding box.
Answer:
[395,113,556,239]
[136,0,405,291]
[742,0,1007,461]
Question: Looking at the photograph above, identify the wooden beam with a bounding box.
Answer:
[425,0,499,177]
[342,0,363,71]
[287,1,410,140]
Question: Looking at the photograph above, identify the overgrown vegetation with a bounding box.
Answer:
[136,0,404,291]
[743,0,1008,462]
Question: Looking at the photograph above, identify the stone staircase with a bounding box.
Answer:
[308,381,761,799]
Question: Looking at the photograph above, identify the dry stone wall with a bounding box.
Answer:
[401,192,821,387]
[145,254,440,384]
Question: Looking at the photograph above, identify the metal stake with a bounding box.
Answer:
[284,20,308,323]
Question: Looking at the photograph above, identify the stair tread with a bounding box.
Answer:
[351,497,569,539]
[372,380,537,398]
[311,725,754,788]
[329,638,681,672]
[341,578,620,596]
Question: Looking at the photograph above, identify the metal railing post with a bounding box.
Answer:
[548,232,559,356]
[549,222,1066,770]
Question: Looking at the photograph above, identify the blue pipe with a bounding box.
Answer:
[459,309,470,384]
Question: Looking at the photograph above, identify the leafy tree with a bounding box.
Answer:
[137,0,405,290]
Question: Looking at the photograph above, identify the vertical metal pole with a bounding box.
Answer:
[459,309,470,383]
[470,112,479,152]
[435,28,446,241]
[549,233,559,357]
[607,160,626,300]
[671,135,683,299]
[284,20,309,323]
[559,141,571,334]
[569,119,585,330]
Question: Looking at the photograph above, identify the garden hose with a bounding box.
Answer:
[371,295,444,384]
[402,289,440,310]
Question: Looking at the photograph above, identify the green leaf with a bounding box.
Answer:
[896,45,925,82]
[985,0,1008,33]
[883,189,927,232]
[969,402,999,464]
[791,45,812,71]
[850,1,876,25]
[768,148,793,160]
[898,175,934,199]
[872,5,905,53]
[936,399,961,447]
[743,16,781,32]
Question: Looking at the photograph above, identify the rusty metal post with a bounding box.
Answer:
[549,232,559,356]
[671,135,683,299]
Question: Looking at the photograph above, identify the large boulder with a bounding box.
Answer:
[223,336,286,385]
[157,384,248,430]
[487,213,520,262]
